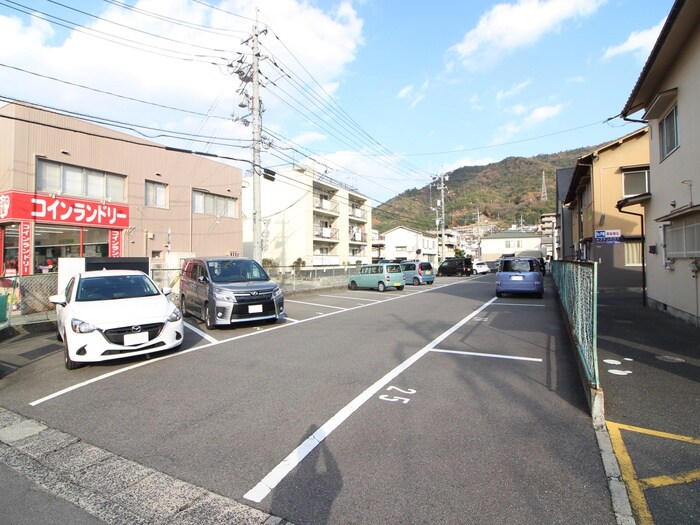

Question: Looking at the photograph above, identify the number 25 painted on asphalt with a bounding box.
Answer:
[379,385,416,404]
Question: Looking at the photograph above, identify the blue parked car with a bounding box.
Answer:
[400,261,435,285]
[495,257,543,298]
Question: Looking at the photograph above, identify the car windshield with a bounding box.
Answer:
[76,274,160,302]
[207,259,269,283]
[502,259,537,272]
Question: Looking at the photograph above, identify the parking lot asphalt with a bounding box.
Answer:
[1,283,698,524]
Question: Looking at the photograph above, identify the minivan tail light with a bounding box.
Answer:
[386,275,391,281]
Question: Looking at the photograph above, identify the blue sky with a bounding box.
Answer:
[0,0,674,204]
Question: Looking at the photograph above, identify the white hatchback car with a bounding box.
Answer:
[473,260,491,275]
[50,270,184,370]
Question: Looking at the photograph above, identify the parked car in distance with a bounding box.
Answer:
[437,257,473,277]
[50,269,184,370]
[348,263,405,291]
[400,261,435,285]
[472,260,490,275]
[180,257,285,329]
[495,257,544,298]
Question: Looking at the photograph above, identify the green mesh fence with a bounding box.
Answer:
[551,260,599,389]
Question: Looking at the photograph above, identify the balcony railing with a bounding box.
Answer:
[313,197,339,214]
[348,230,367,243]
[314,226,339,240]
[349,208,366,221]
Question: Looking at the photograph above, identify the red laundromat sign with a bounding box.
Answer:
[0,191,129,227]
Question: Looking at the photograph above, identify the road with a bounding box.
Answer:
[0,275,616,524]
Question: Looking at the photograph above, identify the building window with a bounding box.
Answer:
[660,105,679,160]
[145,180,168,208]
[192,190,237,218]
[36,159,126,202]
[665,219,700,258]
[624,240,643,266]
[623,170,649,197]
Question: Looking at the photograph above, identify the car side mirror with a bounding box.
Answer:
[197,275,207,283]
[162,287,172,296]
[49,294,67,307]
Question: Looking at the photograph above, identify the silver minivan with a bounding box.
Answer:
[180,257,284,328]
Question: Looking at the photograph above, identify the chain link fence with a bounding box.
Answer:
[0,265,357,330]
[551,260,599,389]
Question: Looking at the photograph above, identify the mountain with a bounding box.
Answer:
[372,145,600,233]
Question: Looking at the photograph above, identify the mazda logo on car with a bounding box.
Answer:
[131,326,142,333]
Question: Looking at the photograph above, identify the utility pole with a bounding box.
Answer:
[251,24,262,263]
[434,173,448,262]
[440,174,446,261]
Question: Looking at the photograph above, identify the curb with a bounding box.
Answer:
[595,426,636,525]
[0,406,296,525]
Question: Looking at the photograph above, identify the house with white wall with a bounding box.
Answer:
[381,226,438,263]
[620,0,700,324]
[480,231,544,262]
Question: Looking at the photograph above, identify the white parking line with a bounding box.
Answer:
[184,321,217,343]
[243,296,498,503]
[492,303,545,307]
[28,280,463,407]
[285,300,347,310]
[319,294,380,302]
[431,349,542,362]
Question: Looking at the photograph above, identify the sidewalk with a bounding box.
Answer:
[596,290,700,524]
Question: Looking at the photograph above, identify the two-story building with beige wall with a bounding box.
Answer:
[563,127,649,290]
[242,166,372,267]
[621,0,700,324]
[0,102,243,276]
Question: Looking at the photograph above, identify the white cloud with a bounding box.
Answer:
[292,131,327,145]
[496,80,531,101]
[566,75,585,84]
[397,79,429,109]
[397,84,413,99]
[602,18,665,61]
[0,0,366,184]
[442,155,495,173]
[450,0,606,69]
[492,103,566,144]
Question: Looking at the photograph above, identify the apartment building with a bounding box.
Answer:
[242,166,372,267]
[0,102,243,276]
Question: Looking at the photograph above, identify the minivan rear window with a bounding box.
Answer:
[386,264,401,273]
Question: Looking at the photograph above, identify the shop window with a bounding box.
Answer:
[145,180,168,208]
[36,159,126,203]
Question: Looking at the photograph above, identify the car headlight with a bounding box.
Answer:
[71,318,97,334]
[213,288,236,302]
[168,307,182,322]
[272,286,282,298]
